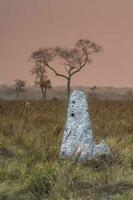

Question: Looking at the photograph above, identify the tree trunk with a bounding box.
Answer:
[41,87,46,100]
[16,89,19,100]
[67,78,71,101]
[44,87,47,99]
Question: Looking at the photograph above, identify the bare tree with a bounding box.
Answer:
[31,63,52,99]
[14,80,26,99]
[31,39,102,100]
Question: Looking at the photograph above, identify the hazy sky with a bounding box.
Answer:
[0,0,133,87]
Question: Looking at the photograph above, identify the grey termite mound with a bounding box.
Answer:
[60,90,110,162]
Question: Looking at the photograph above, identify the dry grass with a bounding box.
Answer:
[0,99,133,200]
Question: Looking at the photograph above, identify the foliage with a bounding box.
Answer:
[31,63,52,99]
[14,80,26,99]
[31,63,46,85]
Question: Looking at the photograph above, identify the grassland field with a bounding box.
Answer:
[0,99,133,200]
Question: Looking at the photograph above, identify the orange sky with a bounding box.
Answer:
[0,0,133,87]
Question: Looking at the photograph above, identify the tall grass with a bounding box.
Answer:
[0,99,133,199]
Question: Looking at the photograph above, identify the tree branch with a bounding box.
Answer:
[70,50,97,76]
[44,59,68,79]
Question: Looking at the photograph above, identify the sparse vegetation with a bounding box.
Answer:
[0,99,133,199]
